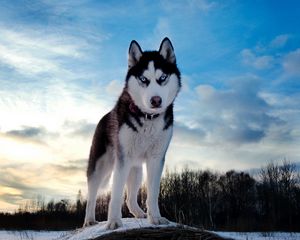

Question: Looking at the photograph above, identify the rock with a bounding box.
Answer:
[60,218,232,240]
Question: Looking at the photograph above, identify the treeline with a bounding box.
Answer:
[0,161,299,231]
[159,161,300,231]
[0,195,85,230]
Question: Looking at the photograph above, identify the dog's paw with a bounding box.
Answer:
[131,208,147,218]
[83,220,98,227]
[134,211,147,219]
[148,215,169,225]
[106,218,123,230]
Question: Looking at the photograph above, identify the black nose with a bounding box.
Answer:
[150,96,162,108]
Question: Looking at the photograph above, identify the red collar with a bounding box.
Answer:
[129,102,160,120]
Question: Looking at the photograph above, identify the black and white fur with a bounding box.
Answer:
[83,38,181,229]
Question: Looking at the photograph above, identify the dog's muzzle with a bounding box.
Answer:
[150,96,162,108]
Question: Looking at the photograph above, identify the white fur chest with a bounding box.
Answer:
[118,116,172,163]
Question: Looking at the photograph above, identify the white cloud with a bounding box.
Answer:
[0,23,115,211]
[270,34,290,48]
[105,79,124,97]
[179,74,283,145]
[241,49,274,70]
[0,80,109,133]
[259,91,300,142]
[142,18,174,50]
[0,133,55,164]
[162,0,217,12]
[0,27,86,77]
[154,18,172,40]
[171,75,300,172]
[196,84,215,99]
[282,48,300,76]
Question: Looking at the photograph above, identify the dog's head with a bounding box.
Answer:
[125,38,181,114]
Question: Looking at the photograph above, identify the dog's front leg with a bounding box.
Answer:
[146,157,169,225]
[106,162,130,230]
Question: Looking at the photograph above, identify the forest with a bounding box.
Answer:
[0,161,299,231]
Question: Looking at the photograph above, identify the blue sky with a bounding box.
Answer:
[0,0,299,211]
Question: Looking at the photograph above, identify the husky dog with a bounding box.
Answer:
[83,38,181,229]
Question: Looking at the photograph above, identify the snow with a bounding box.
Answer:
[0,220,299,240]
[0,230,67,240]
[60,218,178,240]
[215,231,300,240]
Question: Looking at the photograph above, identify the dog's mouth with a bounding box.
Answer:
[148,106,164,114]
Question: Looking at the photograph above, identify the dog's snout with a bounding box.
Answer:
[150,96,162,108]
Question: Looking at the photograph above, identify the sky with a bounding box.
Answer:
[0,0,300,212]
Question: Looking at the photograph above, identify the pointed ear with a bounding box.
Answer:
[159,37,176,64]
[128,40,143,68]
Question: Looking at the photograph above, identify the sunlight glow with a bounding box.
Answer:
[0,187,22,196]
[0,135,55,163]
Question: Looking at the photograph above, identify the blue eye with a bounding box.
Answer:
[157,73,168,84]
[139,76,147,83]
[159,74,168,82]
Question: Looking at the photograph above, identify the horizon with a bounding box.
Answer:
[2,160,299,215]
[1,160,300,213]
[0,0,300,212]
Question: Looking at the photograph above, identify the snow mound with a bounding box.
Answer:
[59,218,178,240]
[59,218,227,240]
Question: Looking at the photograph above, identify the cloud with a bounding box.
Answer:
[0,27,87,77]
[282,48,300,76]
[161,0,217,12]
[241,49,274,70]
[173,124,206,147]
[191,0,217,11]
[0,193,23,206]
[259,91,300,143]
[185,75,281,144]
[240,34,293,73]
[0,164,52,196]
[105,80,124,97]
[270,34,290,48]
[3,126,62,150]
[5,126,50,143]
[48,159,86,177]
[170,73,300,170]
[63,120,96,138]
[0,159,87,209]
[0,0,299,212]
[153,18,172,40]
